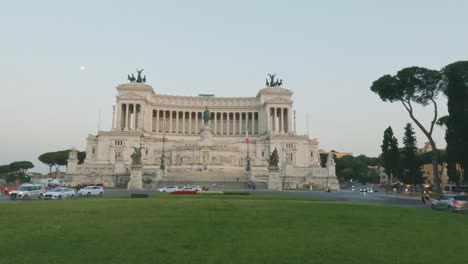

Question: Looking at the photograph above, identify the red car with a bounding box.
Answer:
[171,187,198,195]
[4,185,20,196]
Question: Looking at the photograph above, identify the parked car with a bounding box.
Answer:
[44,188,76,200]
[431,195,468,212]
[190,185,202,191]
[9,184,46,200]
[4,185,19,196]
[77,186,104,197]
[158,186,178,193]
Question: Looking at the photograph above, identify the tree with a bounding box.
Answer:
[371,67,444,192]
[38,152,55,176]
[0,164,12,174]
[381,126,399,183]
[437,116,460,184]
[77,151,86,164]
[442,61,468,184]
[402,123,421,185]
[38,150,72,177]
[334,155,380,183]
[9,161,34,182]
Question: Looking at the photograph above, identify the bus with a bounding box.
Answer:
[442,184,468,194]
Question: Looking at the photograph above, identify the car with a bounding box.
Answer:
[367,187,374,192]
[360,188,367,192]
[44,188,76,200]
[190,185,202,191]
[158,186,178,193]
[431,195,468,212]
[77,186,104,197]
[9,184,46,200]
[171,187,198,194]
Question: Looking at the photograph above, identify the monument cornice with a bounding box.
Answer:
[116,83,155,94]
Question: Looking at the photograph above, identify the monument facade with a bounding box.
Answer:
[66,72,339,190]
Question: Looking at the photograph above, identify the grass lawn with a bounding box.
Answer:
[0,194,466,264]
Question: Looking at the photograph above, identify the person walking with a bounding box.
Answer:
[421,191,426,204]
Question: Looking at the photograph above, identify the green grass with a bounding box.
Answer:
[0,195,466,264]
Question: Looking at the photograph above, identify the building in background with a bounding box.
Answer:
[66,74,339,190]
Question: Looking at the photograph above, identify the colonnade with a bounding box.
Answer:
[151,110,259,135]
[268,107,291,134]
[116,103,142,131]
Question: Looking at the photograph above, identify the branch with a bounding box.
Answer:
[428,98,438,135]
[400,100,431,139]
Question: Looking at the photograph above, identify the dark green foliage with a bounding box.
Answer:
[320,153,328,167]
[39,149,81,176]
[401,123,421,184]
[8,161,34,182]
[9,161,34,172]
[77,151,86,164]
[442,61,468,183]
[371,66,444,191]
[335,155,380,183]
[0,164,12,174]
[381,126,399,181]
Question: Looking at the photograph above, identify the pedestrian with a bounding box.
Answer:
[424,192,430,204]
[421,191,425,204]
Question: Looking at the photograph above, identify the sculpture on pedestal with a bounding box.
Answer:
[266,74,283,87]
[268,148,279,169]
[202,106,210,126]
[127,69,146,83]
[131,147,143,165]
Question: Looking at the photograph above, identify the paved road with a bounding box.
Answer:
[0,188,429,209]
[258,190,428,209]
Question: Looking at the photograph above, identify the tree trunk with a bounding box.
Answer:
[428,139,441,193]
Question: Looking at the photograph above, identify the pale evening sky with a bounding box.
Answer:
[0,0,467,173]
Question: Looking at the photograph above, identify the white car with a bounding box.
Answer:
[158,186,178,193]
[78,186,104,197]
[9,184,46,200]
[190,185,202,191]
[44,188,76,200]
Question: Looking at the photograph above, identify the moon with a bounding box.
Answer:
[80,65,86,71]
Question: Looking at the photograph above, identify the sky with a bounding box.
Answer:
[1,0,467,173]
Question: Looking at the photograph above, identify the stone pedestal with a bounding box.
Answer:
[127,165,143,190]
[268,166,281,191]
[199,125,214,147]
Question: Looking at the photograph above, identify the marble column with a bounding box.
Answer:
[162,110,166,132]
[169,111,173,133]
[156,110,159,132]
[233,113,236,135]
[221,112,224,135]
[189,112,192,134]
[280,107,284,134]
[195,111,199,132]
[273,107,278,133]
[245,112,248,134]
[182,112,186,134]
[227,113,230,135]
[239,112,242,135]
[176,111,179,134]
[267,108,271,133]
[125,104,131,130]
[214,112,217,134]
